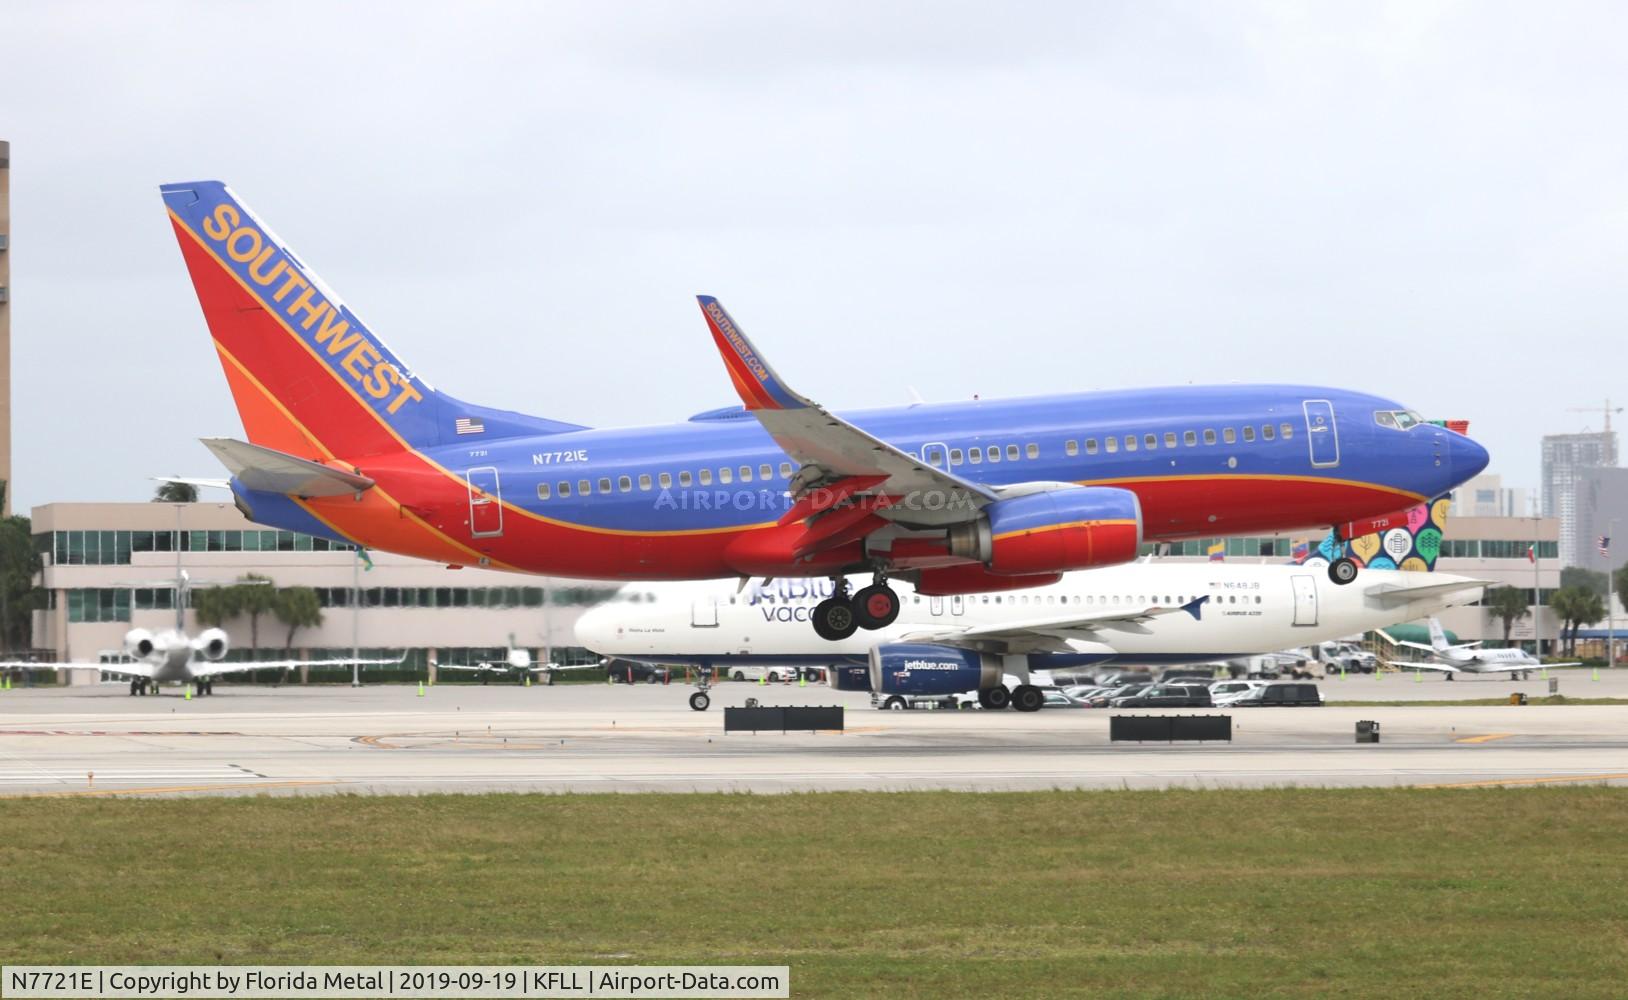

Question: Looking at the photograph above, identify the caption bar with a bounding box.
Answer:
[1,966,789,999]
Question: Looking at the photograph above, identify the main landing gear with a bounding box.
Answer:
[974,684,1043,712]
[812,575,902,641]
[1327,557,1359,585]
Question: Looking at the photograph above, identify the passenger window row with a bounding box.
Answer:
[536,461,797,500]
[1062,422,1293,457]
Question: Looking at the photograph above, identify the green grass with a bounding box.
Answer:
[1326,695,1628,707]
[4,789,1627,998]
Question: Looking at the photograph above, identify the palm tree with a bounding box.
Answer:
[190,584,241,629]
[234,574,278,658]
[1485,586,1530,646]
[1551,586,1607,657]
[152,481,199,503]
[274,587,323,650]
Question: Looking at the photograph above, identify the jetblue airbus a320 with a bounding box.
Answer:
[160,181,1489,639]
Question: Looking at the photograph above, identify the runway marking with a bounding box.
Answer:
[1,780,340,799]
[1455,733,1515,744]
[1418,773,1628,789]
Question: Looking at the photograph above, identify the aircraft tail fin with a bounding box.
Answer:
[1295,494,1452,572]
[1427,617,1452,651]
[161,181,586,464]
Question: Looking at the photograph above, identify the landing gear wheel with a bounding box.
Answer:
[812,597,859,641]
[689,691,710,712]
[129,680,139,696]
[883,695,908,710]
[978,686,1011,710]
[1328,557,1358,585]
[1012,684,1045,713]
[853,584,901,630]
[731,670,746,682]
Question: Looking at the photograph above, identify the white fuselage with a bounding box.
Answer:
[575,565,1485,669]
[1434,646,1542,670]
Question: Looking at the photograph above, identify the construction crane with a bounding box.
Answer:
[1568,399,1623,437]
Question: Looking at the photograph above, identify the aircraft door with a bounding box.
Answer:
[1302,400,1340,468]
[921,441,951,472]
[691,600,719,628]
[1291,575,1318,626]
[465,467,503,538]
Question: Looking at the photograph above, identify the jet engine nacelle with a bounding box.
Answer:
[868,643,1004,697]
[946,486,1142,577]
[124,628,157,659]
[195,628,230,661]
[827,664,873,692]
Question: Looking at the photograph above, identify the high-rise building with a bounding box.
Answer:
[0,139,10,515]
[1543,430,1617,566]
[1451,473,1532,519]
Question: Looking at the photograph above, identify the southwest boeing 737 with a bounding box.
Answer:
[160,181,1489,640]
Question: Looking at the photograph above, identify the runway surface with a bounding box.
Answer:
[0,671,1624,797]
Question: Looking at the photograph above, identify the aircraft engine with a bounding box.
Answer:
[123,628,157,659]
[868,643,1004,697]
[195,627,230,661]
[827,664,873,692]
[944,485,1142,578]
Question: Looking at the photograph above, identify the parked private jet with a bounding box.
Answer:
[1378,618,1577,680]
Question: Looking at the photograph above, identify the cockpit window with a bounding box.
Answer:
[1375,409,1422,430]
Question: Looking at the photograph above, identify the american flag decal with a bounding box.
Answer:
[1600,535,1611,558]
[455,417,486,436]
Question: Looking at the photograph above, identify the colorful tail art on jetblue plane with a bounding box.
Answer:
[160,180,1491,617]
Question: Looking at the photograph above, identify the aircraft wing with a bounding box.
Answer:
[435,663,506,674]
[191,655,405,677]
[697,296,996,530]
[898,596,1209,654]
[1382,659,1458,673]
[0,660,157,679]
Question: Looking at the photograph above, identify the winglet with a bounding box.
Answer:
[1181,595,1209,621]
[696,296,809,411]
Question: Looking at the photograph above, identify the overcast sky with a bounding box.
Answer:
[3,1,1626,513]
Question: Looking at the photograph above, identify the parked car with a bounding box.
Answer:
[1158,667,1219,683]
[1042,689,1088,709]
[1208,680,1262,706]
[1231,682,1324,706]
[1063,684,1109,702]
[1098,670,1155,687]
[1086,683,1151,708]
[1109,684,1214,708]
